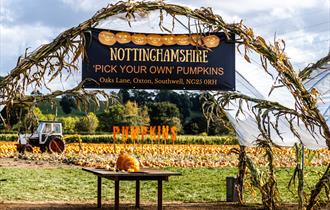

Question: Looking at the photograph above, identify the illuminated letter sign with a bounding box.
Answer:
[82,28,235,90]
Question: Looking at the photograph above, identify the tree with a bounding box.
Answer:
[123,101,141,125]
[33,107,46,120]
[118,89,130,104]
[130,89,154,106]
[155,90,192,122]
[122,101,150,126]
[97,101,150,132]
[31,90,42,96]
[59,116,79,133]
[0,106,47,132]
[184,116,207,135]
[165,117,183,133]
[189,92,201,112]
[208,117,232,135]
[59,95,77,114]
[97,104,125,132]
[0,105,29,130]
[140,105,150,125]
[148,102,180,125]
[125,101,139,116]
[75,112,99,133]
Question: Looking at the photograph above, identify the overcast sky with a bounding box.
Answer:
[0,0,329,103]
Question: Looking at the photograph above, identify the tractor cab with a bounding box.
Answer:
[36,122,62,144]
[17,121,65,153]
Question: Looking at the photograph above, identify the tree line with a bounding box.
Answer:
[0,89,233,135]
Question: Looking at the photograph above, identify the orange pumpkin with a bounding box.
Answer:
[115,32,131,44]
[116,153,140,172]
[203,35,220,48]
[190,34,203,46]
[175,34,190,45]
[132,34,147,45]
[147,34,163,47]
[162,35,176,46]
[98,31,116,46]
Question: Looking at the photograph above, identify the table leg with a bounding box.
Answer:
[136,179,140,208]
[157,179,163,210]
[115,180,120,210]
[97,176,101,208]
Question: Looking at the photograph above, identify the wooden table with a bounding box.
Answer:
[82,167,181,210]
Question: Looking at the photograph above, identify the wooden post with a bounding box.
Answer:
[226,176,238,202]
[97,176,101,208]
[157,179,163,210]
[136,179,140,208]
[115,179,120,210]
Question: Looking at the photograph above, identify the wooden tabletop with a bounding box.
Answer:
[82,167,181,177]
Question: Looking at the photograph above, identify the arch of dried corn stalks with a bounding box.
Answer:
[0,1,329,209]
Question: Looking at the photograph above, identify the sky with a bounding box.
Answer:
[0,0,329,105]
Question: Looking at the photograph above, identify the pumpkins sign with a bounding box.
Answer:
[82,28,235,90]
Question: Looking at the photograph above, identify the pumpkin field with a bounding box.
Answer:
[1,141,329,169]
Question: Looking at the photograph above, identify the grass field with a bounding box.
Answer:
[0,166,327,204]
[0,141,329,207]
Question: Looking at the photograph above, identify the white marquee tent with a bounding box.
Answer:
[225,64,329,149]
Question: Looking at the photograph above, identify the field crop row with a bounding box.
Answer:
[1,142,329,169]
[0,133,237,144]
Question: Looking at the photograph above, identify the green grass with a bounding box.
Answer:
[0,166,327,204]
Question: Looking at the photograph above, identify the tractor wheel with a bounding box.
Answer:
[16,144,24,153]
[40,145,47,153]
[25,144,34,153]
[47,138,65,154]
[18,144,33,153]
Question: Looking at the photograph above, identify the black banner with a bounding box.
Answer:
[82,28,235,90]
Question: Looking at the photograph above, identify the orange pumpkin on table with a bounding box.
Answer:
[116,153,140,172]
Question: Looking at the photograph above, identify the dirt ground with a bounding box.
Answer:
[0,157,77,168]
